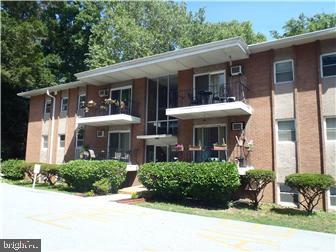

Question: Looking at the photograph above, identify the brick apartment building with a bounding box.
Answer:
[18,28,336,210]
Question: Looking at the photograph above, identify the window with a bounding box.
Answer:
[321,53,336,77]
[194,126,227,162]
[59,134,65,148]
[44,99,52,114]
[278,120,296,142]
[326,117,336,140]
[110,87,132,115]
[108,132,130,161]
[78,94,86,110]
[274,60,294,83]
[97,130,105,138]
[194,71,226,103]
[330,186,336,207]
[279,183,299,205]
[61,97,68,112]
[42,135,48,149]
[76,130,84,148]
[147,75,178,135]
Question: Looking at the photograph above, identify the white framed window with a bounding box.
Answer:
[193,70,226,101]
[277,120,296,142]
[99,89,108,97]
[321,52,336,78]
[274,59,294,84]
[325,117,336,141]
[76,130,84,148]
[42,135,48,149]
[61,97,68,112]
[58,134,65,148]
[97,130,105,138]
[279,183,299,206]
[78,94,86,110]
[44,99,52,114]
[328,186,336,209]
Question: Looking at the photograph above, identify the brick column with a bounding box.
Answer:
[177,69,194,161]
[131,78,147,165]
[64,88,78,161]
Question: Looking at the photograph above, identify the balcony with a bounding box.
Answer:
[77,99,141,126]
[166,81,252,120]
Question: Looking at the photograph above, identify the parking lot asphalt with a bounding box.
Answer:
[1,183,335,252]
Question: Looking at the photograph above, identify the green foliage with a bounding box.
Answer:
[271,13,336,38]
[59,160,126,192]
[1,159,26,180]
[139,162,240,204]
[131,192,139,199]
[93,178,111,195]
[245,169,276,209]
[285,173,335,214]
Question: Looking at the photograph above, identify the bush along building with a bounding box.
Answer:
[18,28,336,210]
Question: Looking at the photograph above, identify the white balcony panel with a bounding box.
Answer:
[77,114,140,126]
[166,101,252,120]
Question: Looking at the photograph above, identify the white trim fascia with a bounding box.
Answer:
[17,81,84,98]
[75,37,248,79]
[249,27,336,53]
[136,134,175,140]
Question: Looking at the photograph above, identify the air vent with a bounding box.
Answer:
[230,65,243,76]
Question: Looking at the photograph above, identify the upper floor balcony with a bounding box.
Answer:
[77,98,141,126]
[166,80,252,120]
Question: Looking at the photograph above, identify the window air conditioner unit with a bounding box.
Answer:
[232,122,245,131]
[99,89,108,97]
[230,65,243,76]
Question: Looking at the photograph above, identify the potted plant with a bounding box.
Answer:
[213,143,227,151]
[172,144,184,152]
[189,140,202,151]
[87,100,97,107]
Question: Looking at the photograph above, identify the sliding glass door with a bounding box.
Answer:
[110,87,132,115]
[108,132,130,162]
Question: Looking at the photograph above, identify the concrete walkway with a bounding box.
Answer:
[1,183,335,252]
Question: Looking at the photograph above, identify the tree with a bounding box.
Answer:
[245,170,276,209]
[285,173,334,214]
[86,1,266,68]
[271,13,336,39]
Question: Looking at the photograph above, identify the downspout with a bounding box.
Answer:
[46,90,56,164]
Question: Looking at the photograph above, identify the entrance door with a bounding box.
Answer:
[146,145,170,162]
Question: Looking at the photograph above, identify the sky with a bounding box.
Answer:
[184,1,336,40]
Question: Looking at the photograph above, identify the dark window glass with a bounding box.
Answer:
[168,120,178,135]
[326,118,336,140]
[45,100,52,114]
[147,79,157,121]
[146,145,154,162]
[157,121,167,134]
[322,54,336,77]
[158,77,168,120]
[275,61,293,83]
[169,75,178,108]
[147,122,156,135]
[195,75,209,98]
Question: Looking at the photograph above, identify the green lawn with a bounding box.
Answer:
[137,200,336,234]
[0,178,76,195]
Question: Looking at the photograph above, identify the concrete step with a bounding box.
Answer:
[118,185,147,195]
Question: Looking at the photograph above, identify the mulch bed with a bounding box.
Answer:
[117,198,145,204]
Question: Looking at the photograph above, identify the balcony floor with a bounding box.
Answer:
[77,114,140,126]
[166,101,252,120]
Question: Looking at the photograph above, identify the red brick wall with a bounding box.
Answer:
[294,42,322,173]
[177,69,194,161]
[131,78,147,164]
[64,88,78,161]
[25,95,44,162]
[51,93,61,164]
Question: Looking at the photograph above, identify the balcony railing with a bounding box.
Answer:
[78,99,139,118]
[75,148,133,163]
[176,81,249,108]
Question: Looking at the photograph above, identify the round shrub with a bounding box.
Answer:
[59,160,126,192]
[93,178,111,195]
[1,159,25,180]
[139,162,240,204]
[285,173,335,213]
[245,169,276,208]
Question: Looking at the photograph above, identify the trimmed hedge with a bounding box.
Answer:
[93,178,111,195]
[285,173,334,213]
[245,169,276,208]
[139,162,240,204]
[1,159,25,180]
[59,160,127,192]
